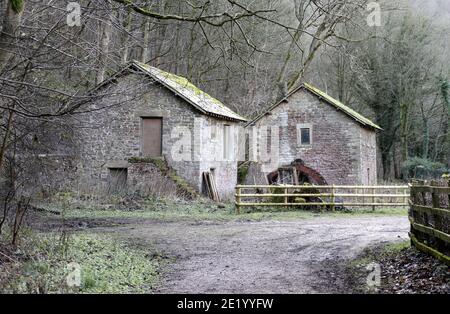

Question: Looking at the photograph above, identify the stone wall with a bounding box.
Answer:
[360,128,378,185]
[127,161,179,198]
[246,88,378,185]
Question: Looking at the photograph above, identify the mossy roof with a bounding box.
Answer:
[132,61,247,122]
[247,82,382,131]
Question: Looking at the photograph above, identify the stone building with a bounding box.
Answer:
[244,83,381,185]
[69,61,247,200]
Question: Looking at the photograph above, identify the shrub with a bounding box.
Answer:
[402,157,450,179]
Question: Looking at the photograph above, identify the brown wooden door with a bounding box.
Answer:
[142,118,162,156]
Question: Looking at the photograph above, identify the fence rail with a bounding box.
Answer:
[235,184,409,214]
[409,180,450,265]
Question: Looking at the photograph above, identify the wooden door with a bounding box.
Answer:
[142,118,162,156]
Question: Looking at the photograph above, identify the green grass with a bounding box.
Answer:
[2,233,161,294]
[350,240,410,268]
[38,192,408,222]
[57,198,407,222]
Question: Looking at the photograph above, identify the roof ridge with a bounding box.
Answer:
[247,82,381,130]
[301,82,381,130]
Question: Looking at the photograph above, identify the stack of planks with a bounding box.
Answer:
[203,172,220,202]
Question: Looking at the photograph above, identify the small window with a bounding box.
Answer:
[300,128,311,145]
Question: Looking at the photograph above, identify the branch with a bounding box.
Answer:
[111,0,275,27]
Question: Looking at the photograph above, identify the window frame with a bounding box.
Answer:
[297,123,313,146]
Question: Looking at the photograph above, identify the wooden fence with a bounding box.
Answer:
[235,184,409,214]
[409,180,450,265]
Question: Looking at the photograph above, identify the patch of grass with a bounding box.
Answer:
[383,240,411,253]
[57,198,408,223]
[38,191,408,223]
[1,233,161,294]
[344,240,411,293]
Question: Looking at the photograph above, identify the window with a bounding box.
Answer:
[300,128,311,145]
[141,117,162,156]
[297,124,312,146]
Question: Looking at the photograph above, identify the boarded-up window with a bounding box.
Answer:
[297,124,312,146]
[142,118,162,156]
[108,168,127,194]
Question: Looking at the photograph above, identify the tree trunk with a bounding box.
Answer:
[399,102,409,164]
[0,109,14,176]
[0,0,24,72]
[141,17,150,63]
[96,10,113,84]
[121,7,133,64]
[421,115,429,159]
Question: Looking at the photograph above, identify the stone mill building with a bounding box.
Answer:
[244,83,381,186]
[66,61,247,200]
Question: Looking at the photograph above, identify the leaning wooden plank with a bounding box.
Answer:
[207,172,214,200]
[203,172,213,200]
[212,178,220,202]
[410,233,450,266]
[207,172,220,202]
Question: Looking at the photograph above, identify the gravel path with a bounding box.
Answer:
[115,216,409,293]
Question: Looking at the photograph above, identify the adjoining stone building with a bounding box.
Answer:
[244,83,381,186]
[68,61,247,200]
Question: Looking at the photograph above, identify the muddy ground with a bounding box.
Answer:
[85,215,410,293]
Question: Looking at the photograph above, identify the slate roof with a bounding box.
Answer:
[132,61,247,122]
[247,83,382,130]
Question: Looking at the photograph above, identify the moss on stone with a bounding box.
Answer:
[128,156,197,199]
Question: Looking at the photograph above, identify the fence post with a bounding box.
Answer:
[235,186,241,215]
[448,179,450,207]
[284,186,288,208]
[371,187,375,211]
[331,185,335,212]
[430,180,441,238]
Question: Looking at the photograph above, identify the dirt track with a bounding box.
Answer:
[105,215,409,293]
